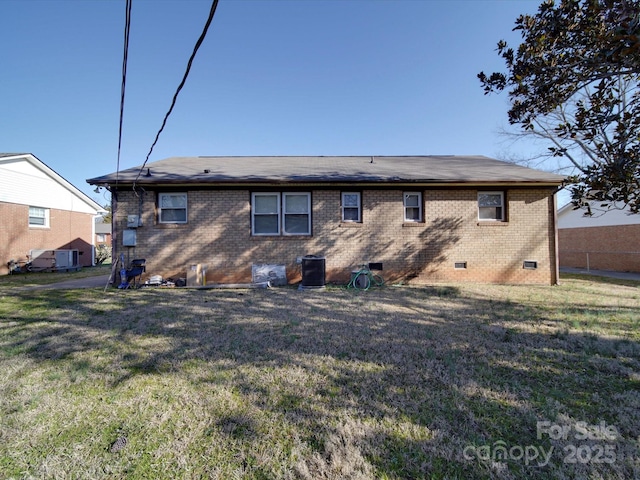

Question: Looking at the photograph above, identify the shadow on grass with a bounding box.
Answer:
[1,285,639,478]
[560,272,640,288]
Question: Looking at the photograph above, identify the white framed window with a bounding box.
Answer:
[252,193,280,235]
[478,191,505,221]
[29,206,49,227]
[341,192,361,222]
[158,193,188,224]
[252,192,311,236]
[283,193,311,235]
[403,192,422,222]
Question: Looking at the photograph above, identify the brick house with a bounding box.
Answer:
[0,153,105,275]
[87,155,564,285]
[558,202,640,272]
[95,218,112,247]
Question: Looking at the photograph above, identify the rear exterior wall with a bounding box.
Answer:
[112,187,558,285]
[0,201,95,274]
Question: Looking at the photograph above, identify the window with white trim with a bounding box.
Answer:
[252,192,311,236]
[29,206,49,227]
[341,192,361,222]
[252,193,280,235]
[403,192,422,222]
[283,193,311,235]
[158,193,188,223]
[478,191,505,221]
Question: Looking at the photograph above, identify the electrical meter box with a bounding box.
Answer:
[127,215,140,228]
[122,229,137,246]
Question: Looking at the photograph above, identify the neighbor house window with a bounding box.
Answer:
[478,192,505,221]
[158,193,188,223]
[404,192,422,222]
[252,192,311,236]
[29,207,49,227]
[341,192,361,222]
[96,234,107,243]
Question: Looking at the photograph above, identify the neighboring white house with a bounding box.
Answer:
[558,202,640,272]
[0,153,105,274]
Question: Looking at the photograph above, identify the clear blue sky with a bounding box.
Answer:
[2,0,559,206]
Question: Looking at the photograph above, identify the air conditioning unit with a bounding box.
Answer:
[30,249,80,272]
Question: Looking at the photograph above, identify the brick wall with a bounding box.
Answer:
[112,187,558,285]
[0,202,95,274]
[559,224,640,272]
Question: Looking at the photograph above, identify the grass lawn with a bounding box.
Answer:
[1,274,639,479]
[0,264,112,288]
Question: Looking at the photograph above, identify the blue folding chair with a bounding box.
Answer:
[119,258,146,289]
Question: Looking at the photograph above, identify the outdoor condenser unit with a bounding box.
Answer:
[29,249,80,272]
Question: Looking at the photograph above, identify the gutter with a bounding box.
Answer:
[94,181,565,189]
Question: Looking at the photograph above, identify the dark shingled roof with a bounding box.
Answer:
[87,155,565,186]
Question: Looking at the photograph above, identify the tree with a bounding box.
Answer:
[479,0,640,214]
[95,244,111,266]
[101,204,112,224]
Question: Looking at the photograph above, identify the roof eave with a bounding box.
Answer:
[101,179,564,189]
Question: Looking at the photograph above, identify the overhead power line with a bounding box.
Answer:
[116,0,132,189]
[134,0,220,186]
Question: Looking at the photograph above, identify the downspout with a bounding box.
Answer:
[91,213,100,267]
[552,187,561,285]
[107,187,118,289]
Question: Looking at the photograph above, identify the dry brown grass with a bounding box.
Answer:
[0,275,639,479]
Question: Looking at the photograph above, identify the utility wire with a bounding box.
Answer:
[105,0,132,293]
[134,0,219,186]
[116,0,132,190]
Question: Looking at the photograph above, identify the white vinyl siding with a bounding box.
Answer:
[0,156,101,214]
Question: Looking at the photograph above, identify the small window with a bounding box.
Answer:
[96,233,106,243]
[29,206,49,227]
[159,193,188,223]
[478,192,505,221]
[404,192,422,222]
[454,261,467,269]
[523,260,538,270]
[341,192,361,222]
[252,193,280,235]
[283,193,311,235]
